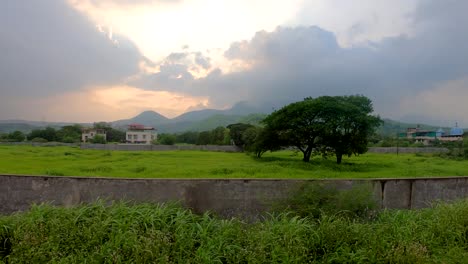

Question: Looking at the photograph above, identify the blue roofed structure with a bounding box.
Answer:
[450,123,464,136]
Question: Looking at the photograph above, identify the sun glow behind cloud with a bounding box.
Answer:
[68,0,302,62]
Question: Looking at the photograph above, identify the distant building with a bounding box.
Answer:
[81,128,107,143]
[126,123,157,145]
[399,123,464,145]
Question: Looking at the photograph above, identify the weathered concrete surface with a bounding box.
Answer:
[1,175,467,218]
[81,144,242,152]
[411,177,468,208]
[381,180,412,209]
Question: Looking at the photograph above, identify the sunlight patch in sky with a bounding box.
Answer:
[68,0,302,62]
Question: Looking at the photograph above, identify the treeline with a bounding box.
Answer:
[156,126,231,145]
[0,122,125,143]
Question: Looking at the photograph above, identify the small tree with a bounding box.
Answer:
[8,131,26,142]
[91,135,106,144]
[157,134,176,145]
[243,127,283,157]
[227,123,255,147]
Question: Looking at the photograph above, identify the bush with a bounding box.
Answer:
[90,135,106,144]
[157,134,176,145]
[279,183,378,219]
[31,137,48,143]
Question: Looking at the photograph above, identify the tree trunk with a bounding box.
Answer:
[302,147,312,162]
[336,153,343,164]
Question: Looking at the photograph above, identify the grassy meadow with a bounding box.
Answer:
[0,145,467,178]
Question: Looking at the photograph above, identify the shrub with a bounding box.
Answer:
[90,135,106,144]
[280,183,378,219]
[31,137,48,143]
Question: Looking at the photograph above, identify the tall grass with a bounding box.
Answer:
[1,200,467,263]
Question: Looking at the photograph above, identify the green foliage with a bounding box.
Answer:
[175,131,199,144]
[243,127,283,157]
[261,96,381,163]
[56,125,82,143]
[317,95,382,164]
[0,130,26,142]
[1,200,468,263]
[194,127,231,145]
[28,127,58,142]
[92,122,125,142]
[90,135,106,144]
[157,133,176,145]
[227,123,255,146]
[210,126,228,145]
[196,131,211,145]
[281,183,378,219]
[262,98,323,162]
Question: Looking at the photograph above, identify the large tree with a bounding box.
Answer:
[316,96,382,164]
[260,95,381,163]
[262,99,324,162]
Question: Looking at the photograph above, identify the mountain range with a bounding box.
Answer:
[0,102,269,134]
[0,101,463,135]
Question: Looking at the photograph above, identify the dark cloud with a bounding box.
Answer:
[0,0,142,97]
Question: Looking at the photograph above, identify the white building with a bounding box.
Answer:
[81,129,107,142]
[126,123,157,144]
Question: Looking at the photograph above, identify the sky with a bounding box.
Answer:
[1,0,468,126]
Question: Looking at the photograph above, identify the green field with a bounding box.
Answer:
[0,145,466,178]
[1,200,467,263]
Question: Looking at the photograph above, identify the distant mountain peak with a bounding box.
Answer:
[133,110,168,120]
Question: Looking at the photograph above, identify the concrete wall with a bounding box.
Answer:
[80,144,242,152]
[1,175,467,218]
[368,147,449,153]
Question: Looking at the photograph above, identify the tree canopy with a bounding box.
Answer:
[260,95,382,163]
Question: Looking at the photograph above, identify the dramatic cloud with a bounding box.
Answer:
[131,0,468,125]
[0,0,142,97]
